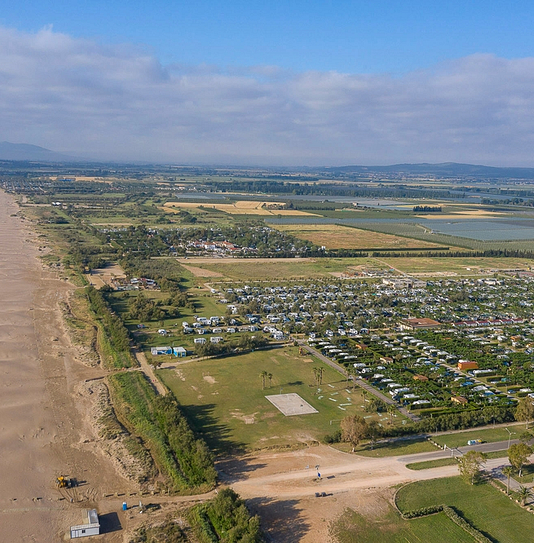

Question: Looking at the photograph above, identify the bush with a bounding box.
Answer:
[108,372,216,493]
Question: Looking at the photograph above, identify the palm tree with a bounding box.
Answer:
[387,404,396,424]
[259,371,267,390]
[313,367,324,386]
[517,485,531,506]
[267,372,273,388]
[502,465,514,495]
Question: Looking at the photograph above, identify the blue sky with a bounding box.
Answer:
[2,1,533,73]
[1,1,534,165]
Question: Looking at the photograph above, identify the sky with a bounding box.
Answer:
[1,1,534,166]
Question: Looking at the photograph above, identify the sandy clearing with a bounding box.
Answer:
[180,264,224,277]
[85,263,126,289]
[219,444,510,542]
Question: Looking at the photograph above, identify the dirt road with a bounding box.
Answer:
[218,443,518,542]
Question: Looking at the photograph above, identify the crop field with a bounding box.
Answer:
[157,347,398,453]
[396,477,534,543]
[378,255,534,275]
[272,224,449,250]
[175,257,383,281]
[162,200,319,216]
[267,217,534,250]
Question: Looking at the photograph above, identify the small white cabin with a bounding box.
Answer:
[70,509,99,539]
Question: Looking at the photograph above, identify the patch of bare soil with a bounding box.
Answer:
[181,264,224,277]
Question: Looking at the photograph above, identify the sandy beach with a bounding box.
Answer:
[0,191,130,541]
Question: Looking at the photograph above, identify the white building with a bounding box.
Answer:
[70,509,100,538]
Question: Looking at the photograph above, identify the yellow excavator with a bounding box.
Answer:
[56,476,74,489]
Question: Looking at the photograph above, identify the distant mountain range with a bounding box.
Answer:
[0,141,77,162]
[322,162,534,179]
[2,141,534,179]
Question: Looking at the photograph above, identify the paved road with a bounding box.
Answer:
[299,341,420,422]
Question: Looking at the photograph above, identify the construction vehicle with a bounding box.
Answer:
[56,476,75,489]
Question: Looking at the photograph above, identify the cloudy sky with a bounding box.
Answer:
[2,1,534,166]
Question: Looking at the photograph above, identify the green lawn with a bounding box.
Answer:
[396,477,534,543]
[433,426,522,449]
[157,347,395,454]
[331,503,473,543]
[406,449,509,470]
[334,437,436,458]
[406,457,459,471]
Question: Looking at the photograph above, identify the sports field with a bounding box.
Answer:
[157,347,394,453]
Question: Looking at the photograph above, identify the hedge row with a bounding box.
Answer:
[402,504,491,543]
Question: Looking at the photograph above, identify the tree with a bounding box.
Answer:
[313,367,325,386]
[515,397,534,429]
[518,485,531,506]
[366,420,380,450]
[259,371,268,390]
[520,430,533,445]
[458,450,487,485]
[502,465,514,495]
[387,403,397,424]
[340,415,368,452]
[267,372,273,388]
[508,442,532,477]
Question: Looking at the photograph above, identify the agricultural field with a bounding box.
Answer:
[157,347,404,453]
[163,200,319,216]
[377,255,534,275]
[273,223,450,250]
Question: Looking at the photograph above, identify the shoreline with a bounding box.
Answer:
[0,191,131,541]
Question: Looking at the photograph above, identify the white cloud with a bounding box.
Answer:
[1,26,534,165]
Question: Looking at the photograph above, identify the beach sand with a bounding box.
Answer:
[0,191,131,541]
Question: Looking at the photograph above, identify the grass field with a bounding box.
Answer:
[406,449,509,470]
[157,347,395,453]
[273,224,450,250]
[176,257,382,281]
[396,477,534,542]
[406,457,459,470]
[331,501,472,543]
[433,426,523,449]
[334,437,436,457]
